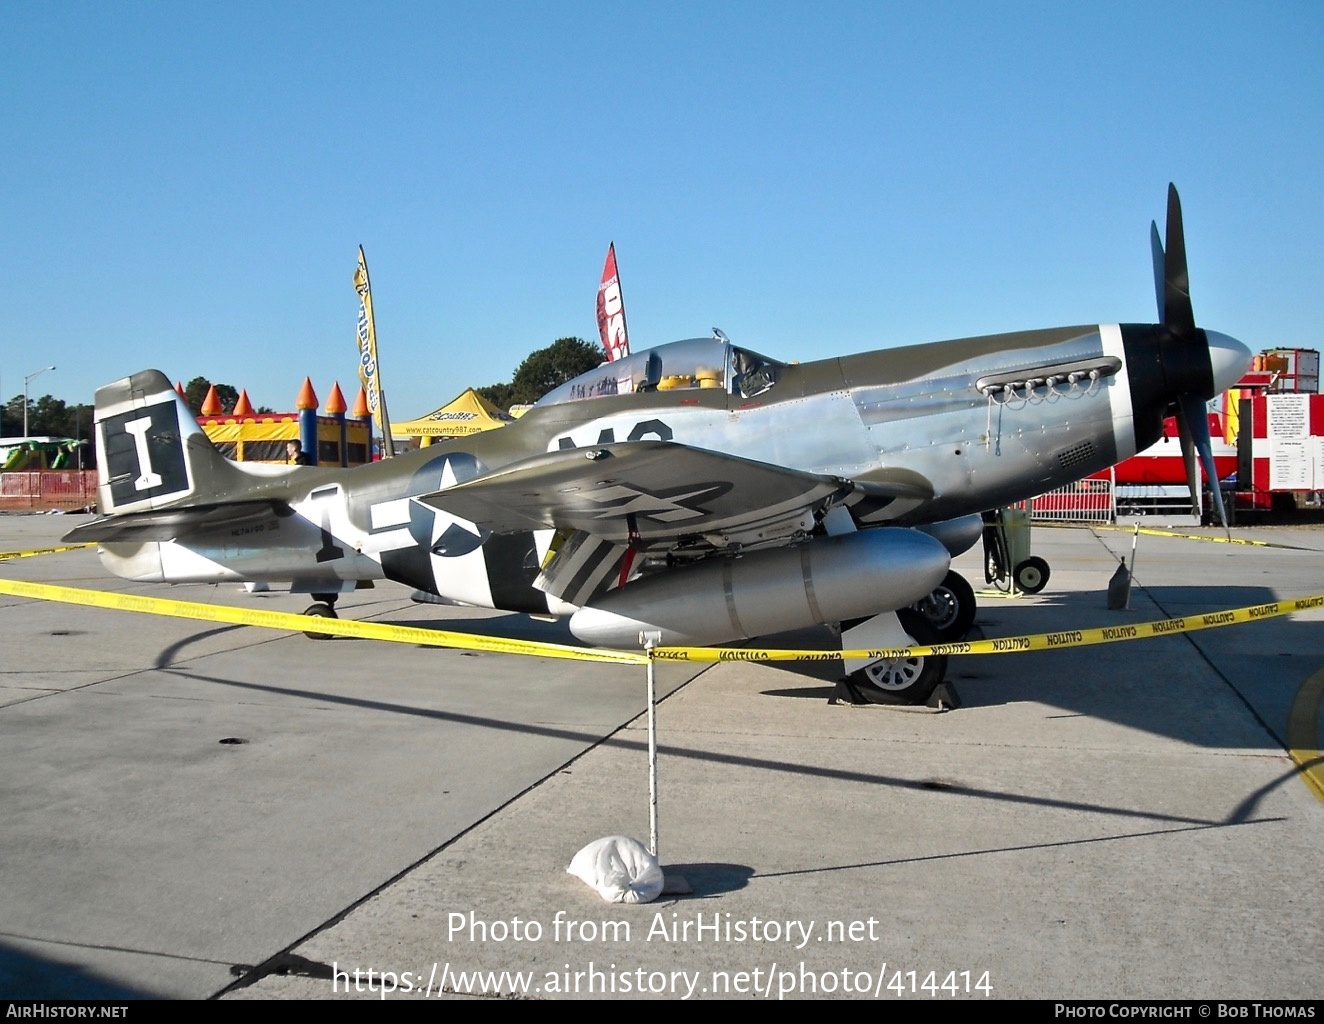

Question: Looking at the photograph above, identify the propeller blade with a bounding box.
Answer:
[1177,392,1230,532]
[1175,401,1200,515]
[1150,222,1167,324]
[1163,183,1196,335]
[1149,184,1245,533]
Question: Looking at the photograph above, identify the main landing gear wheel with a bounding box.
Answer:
[302,602,338,640]
[911,570,976,641]
[1013,556,1050,594]
[847,610,947,706]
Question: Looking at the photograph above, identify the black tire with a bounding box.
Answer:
[910,570,977,641]
[848,609,947,706]
[302,602,337,640]
[1014,556,1050,594]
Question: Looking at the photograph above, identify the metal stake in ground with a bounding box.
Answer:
[640,630,662,857]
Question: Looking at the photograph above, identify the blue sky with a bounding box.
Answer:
[3,2,1321,421]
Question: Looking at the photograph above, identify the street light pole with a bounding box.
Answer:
[23,365,56,438]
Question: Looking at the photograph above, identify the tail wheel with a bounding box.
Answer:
[1013,557,1050,594]
[911,570,976,641]
[849,609,947,706]
[302,602,338,640]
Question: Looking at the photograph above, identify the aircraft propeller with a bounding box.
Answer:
[1149,183,1231,531]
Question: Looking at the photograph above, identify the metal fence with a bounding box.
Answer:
[1030,473,1115,523]
[0,471,98,512]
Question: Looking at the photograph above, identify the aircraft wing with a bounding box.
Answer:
[420,441,937,606]
[418,440,852,546]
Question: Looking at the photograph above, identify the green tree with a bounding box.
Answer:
[474,382,516,410]
[478,337,602,409]
[2,394,89,438]
[183,376,241,415]
[1,393,95,466]
[1,395,22,436]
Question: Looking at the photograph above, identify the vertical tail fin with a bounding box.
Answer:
[94,370,247,515]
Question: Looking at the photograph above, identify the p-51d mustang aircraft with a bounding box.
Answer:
[67,186,1251,704]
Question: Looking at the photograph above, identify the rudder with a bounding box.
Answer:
[95,370,242,515]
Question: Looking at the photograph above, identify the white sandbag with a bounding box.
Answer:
[566,835,664,904]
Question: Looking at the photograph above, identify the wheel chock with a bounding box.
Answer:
[829,678,961,711]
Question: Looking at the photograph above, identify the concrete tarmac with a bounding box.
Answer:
[1,513,1321,1000]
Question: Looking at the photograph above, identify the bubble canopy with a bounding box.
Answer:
[535,337,784,407]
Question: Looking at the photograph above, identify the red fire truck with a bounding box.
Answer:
[1080,348,1321,519]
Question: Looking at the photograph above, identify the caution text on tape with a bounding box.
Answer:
[653,593,1324,662]
[3,576,1319,670]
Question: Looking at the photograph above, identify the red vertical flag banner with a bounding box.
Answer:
[596,243,630,362]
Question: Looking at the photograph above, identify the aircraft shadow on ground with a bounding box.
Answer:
[262,579,1317,757]
[147,578,1317,776]
[0,938,161,999]
[752,582,1319,756]
[160,659,1304,835]
[747,814,1287,883]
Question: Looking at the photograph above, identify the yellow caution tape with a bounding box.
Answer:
[1042,522,1317,551]
[0,543,97,560]
[2,574,1319,670]
[1119,527,1310,549]
[0,578,648,666]
[652,593,1324,662]
[12,550,1323,801]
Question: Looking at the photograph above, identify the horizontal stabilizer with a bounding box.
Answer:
[63,501,290,543]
